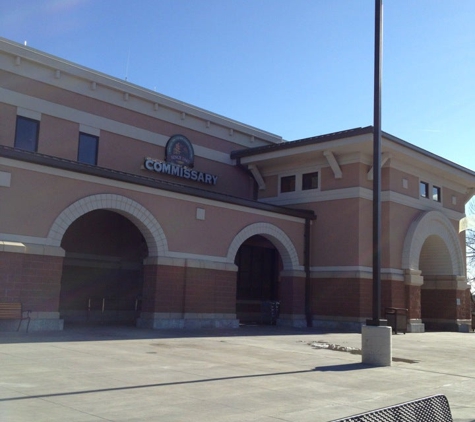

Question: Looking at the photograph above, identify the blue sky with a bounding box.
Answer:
[1,0,474,171]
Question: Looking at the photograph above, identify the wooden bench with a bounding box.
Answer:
[330,394,453,421]
[0,302,31,332]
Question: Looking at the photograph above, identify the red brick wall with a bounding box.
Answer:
[422,288,471,320]
[310,278,372,318]
[0,252,63,312]
[381,279,405,311]
[143,265,236,315]
[142,264,185,313]
[184,268,236,314]
[458,289,471,319]
[310,278,406,319]
[279,276,305,315]
[405,284,421,320]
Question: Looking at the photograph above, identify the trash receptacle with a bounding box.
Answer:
[385,307,408,334]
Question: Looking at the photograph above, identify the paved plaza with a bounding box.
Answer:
[1,325,474,421]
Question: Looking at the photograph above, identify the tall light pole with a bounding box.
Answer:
[361,0,391,367]
[367,0,386,327]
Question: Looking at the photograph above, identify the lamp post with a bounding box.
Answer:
[361,0,391,367]
[367,0,386,327]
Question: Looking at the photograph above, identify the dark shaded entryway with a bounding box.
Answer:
[235,235,281,324]
[59,210,148,325]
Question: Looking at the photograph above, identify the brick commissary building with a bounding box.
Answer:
[1,38,474,332]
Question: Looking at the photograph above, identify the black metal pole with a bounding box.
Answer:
[367,0,385,326]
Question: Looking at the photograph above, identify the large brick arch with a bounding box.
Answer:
[402,210,464,276]
[227,222,301,271]
[46,194,167,257]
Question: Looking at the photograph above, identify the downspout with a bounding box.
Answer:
[304,216,314,327]
[234,157,259,200]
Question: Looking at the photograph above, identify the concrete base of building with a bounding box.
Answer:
[0,312,64,332]
[61,310,138,324]
[277,314,307,328]
[423,318,472,332]
[407,319,425,333]
[311,317,364,333]
[361,325,392,367]
[137,313,239,329]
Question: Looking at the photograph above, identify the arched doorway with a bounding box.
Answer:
[59,210,148,325]
[419,234,462,330]
[235,235,282,324]
[402,210,470,331]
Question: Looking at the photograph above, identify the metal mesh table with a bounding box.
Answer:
[330,394,452,422]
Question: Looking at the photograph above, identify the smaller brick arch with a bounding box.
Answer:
[402,210,464,276]
[227,222,301,271]
[46,194,167,257]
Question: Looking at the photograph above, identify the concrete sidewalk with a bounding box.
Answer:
[0,325,474,421]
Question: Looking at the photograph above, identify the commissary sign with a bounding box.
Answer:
[143,135,218,185]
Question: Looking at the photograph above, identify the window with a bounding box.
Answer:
[78,133,98,165]
[280,175,296,193]
[302,172,319,190]
[420,181,429,198]
[432,186,441,202]
[14,116,39,152]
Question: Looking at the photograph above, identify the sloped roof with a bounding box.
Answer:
[231,126,475,179]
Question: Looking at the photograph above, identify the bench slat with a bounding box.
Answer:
[0,303,22,319]
[0,303,31,332]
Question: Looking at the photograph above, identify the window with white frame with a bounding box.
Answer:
[279,169,319,194]
[14,116,39,152]
[302,172,319,190]
[78,132,99,165]
[432,186,441,202]
[420,181,429,198]
[280,175,296,193]
[420,180,442,203]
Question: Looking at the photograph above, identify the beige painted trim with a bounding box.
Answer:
[17,106,41,120]
[0,171,11,187]
[402,210,465,276]
[2,87,232,165]
[367,152,391,180]
[144,256,238,271]
[279,270,306,278]
[311,266,404,281]
[261,184,464,220]
[227,222,302,271]
[421,276,468,291]
[323,150,342,179]
[248,164,266,190]
[0,241,65,256]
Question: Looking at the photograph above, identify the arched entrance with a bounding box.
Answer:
[402,210,470,331]
[235,235,281,324]
[59,210,148,325]
[419,234,467,330]
[228,222,305,326]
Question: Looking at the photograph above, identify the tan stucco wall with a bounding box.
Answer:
[0,164,305,263]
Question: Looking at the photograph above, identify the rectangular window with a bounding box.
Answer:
[302,172,319,190]
[78,133,98,165]
[432,186,441,202]
[280,175,296,193]
[14,116,39,152]
[420,181,429,198]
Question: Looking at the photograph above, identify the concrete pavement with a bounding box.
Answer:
[1,325,474,421]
